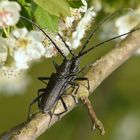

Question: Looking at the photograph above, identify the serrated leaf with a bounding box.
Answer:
[33,0,70,17]
[34,6,59,31]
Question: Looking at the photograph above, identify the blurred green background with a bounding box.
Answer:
[0,0,140,140]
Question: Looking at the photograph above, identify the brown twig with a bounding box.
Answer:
[1,25,140,140]
[81,96,105,135]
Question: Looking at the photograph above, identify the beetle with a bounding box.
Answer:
[21,14,140,128]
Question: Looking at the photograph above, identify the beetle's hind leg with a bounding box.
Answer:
[53,97,68,116]
[27,94,43,121]
[27,88,46,121]
[48,97,68,128]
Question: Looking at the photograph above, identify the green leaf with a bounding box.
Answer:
[17,0,32,17]
[68,0,83,8]
[33,6,59,31]
[16,1,33,30]
[33,0,70,17]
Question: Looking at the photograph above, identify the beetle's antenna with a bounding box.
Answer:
[78,27,140,58]
[79,8,133,54]
[57,33,75,56]
[20,16,67,59]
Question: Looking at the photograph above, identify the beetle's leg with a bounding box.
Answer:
[27,93,45,121]
[69,82,80,103]
[38,77,50,84]
[47,96,66,128]
[56,97,68,116]
[52,97,68,126]
[52,97,68,123]
[60,97,68,112]
[75,77,90,90]
[69,82,79,95]
[47,96,68,128]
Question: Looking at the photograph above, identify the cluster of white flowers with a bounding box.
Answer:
[0,0,96,94]
[59,0,96,52]
[0,1,139,95]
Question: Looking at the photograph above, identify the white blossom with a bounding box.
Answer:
[99,21,118,40]
[0,0,21,27]
[59,0,90,31]
[43,34,69,58]
[115,9,140,37]
[115,7,140,55]
[6,28,45,69]
[59,0,96,51]
[67,7,96,49]
[79,0,88,13]
[44,44,57,58]
[13,49,30,69]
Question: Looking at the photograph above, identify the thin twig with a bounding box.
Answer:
[81,96,105,135]
[1,25,140,140]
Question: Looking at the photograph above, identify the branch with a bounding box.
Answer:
[1,25,140,140]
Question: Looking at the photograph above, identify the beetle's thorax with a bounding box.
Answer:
[57,58,80,77]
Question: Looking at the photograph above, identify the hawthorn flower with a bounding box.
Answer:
[43,33,71,58]
[6,28,45,69]
[68,7,96,49]
[0,0,21,27]
[43,34,59,58]
[60,0,88,30]
[44,44,57,58]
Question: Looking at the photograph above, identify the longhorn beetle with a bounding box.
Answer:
[21,10,140,133]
